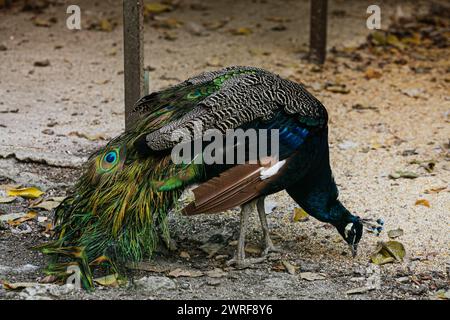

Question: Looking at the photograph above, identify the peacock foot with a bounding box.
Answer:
[261,242,282,256]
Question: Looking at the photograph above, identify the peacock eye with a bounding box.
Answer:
[105,151,117,164]
[97,149,120,174]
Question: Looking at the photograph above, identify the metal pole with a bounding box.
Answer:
[123,0,144,130]
[309,0,328,64]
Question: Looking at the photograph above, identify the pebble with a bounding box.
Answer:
[206,278,222,286]
[338,140,359,150]
[134,276,177,292]
[33,59,50,67]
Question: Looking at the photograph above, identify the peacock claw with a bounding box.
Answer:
[261,240,282,256]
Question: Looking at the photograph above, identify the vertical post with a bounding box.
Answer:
[309,0,328,64]
[123,0,144,130]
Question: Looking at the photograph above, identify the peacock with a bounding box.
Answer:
[37,66,383,289]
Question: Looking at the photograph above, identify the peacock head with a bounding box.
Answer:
[329,201,364,257]
[335,218,363,257]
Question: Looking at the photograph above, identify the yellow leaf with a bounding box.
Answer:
[231,27,252,36]
[386,34,405,50]
[8,211,38,226]
[94,274,126,287]
[33,18,51,27]
[415,199,430,208]
[293,207,309,222]
[144,3,171,14]
[99,19,113,32]
[370,241,405,265]
[7,187,44,199]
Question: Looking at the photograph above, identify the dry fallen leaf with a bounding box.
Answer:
[179,251,190,259]
[0,196,16,204]
[33,18,52,27]
[126,262,170,273]
[34,59,50,67]
[424,186,447,194]
[293,207,309,222]
[300,272,326,281]
[265,16,291,23]
[365,67,382,79]
[370,241,406,265]
[281,260,296,275]
[326,84,350,94]
[68,131,106,141]
[7,187,44,199]
[389,171,419,179]
[205,58,222,67]
[244,243,261,255]
[31,199,62,211]
[387,228,404,239]
[436,289,450,300]
[231,27,252,36]
[153,17,182,29]
[3,282,47,291]
[203,19,229,31]
[7,211,38,226]
[99,19,113,32]
[346,286,374,295]
[206,268,227,278]
[144,2,171,15]
[415,199,430,208]
[0,212,26,222]
[94,274,126,287]
[168,268,203,278]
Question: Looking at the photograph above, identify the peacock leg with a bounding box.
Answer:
[256,197,281,256]
[227,199,265,268]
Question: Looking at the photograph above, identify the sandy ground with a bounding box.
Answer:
[0,0,449,300]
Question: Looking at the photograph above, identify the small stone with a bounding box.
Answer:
[180,282,190,290]
[396,276,410,283]
[401,88,426,99]
[271,25,287,31]
[264,200,277,214]
[34,59,50,67]
[134,276,176,292]
[179,251,190,259]
[338,140,359,150]
[0,44,7,51]
[310,82,323,91]
[42,129,54,135]
[206,278,221,286]
[300,272,326,281]
[185,22,207,36]
[262,277,292,290]
[346,286,373,295]
[206,268,227,278]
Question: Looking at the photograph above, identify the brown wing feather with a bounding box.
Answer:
[182,164,263,215]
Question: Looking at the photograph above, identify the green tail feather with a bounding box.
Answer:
[36,68,253,289]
